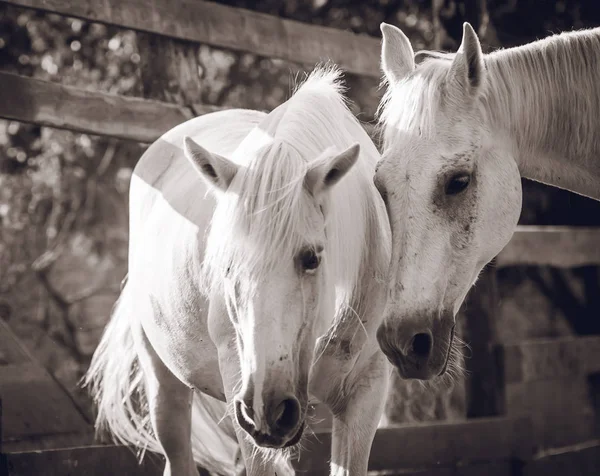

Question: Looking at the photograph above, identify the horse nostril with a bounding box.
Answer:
[235,398,256,431]
[272,397,300,432]
[411,332,433,357]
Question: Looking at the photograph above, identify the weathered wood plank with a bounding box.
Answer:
[1,431,95,453]
[294,416,533,475]
[497,226,600,268]
[3,0,381,78]
[368,463,513,476]
[0,71,202,142]
[505,378,598,448]
[462,266,504,417]
[0,72,375,142]
[2,445,167,476]
[502,336,600,383]
[0,320,33,366]
[0,363,91,442]
[522,441,600,476]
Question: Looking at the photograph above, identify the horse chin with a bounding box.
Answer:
[250,421,305,449]
[283,420,305,448]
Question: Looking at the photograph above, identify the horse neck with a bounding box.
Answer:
[481,28,600,200]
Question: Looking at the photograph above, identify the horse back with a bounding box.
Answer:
[127,109,266,293]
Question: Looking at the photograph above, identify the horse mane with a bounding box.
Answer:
[203,66,385,311]
[378,27,600,166]
[482,28,600,166]
[376,53,450,144]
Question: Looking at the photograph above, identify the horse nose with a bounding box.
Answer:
[266,395,301,435]
[377,318,450,380]
[234,393,302,446]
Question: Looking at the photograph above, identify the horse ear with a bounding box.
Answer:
[183,136,238,191]
[305,143,360,197]
[380,23,415,84]
[447,22,486,98]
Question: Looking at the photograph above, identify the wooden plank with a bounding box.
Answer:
[455,460,514,476]
[502,336,600,384]
[294,416,533,475]
[522,441,600,476]
[505,378,598,448]
[0,363,91,443]
[0,71,203,142]
[497,226,600,268]
[2,445,167,476]
[0,320,33,366]
[0,72,375,142]
[3,0,381,78]
[462,266,504,417]
[1,431,95,453]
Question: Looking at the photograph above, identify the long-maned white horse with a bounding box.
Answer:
[374,22,600,380]
[85,67,391,476]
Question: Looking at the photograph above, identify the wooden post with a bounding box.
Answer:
[138,33,202,108]
[461,263,505,417]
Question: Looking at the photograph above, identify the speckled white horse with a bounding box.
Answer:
[86,67,391,476]
[374,23,600,380]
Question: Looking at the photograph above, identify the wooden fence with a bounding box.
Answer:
[1,1,599,475]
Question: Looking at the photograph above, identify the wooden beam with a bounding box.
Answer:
[0,71,208,142]
[293,416,533,475]
[2,0,381,78]
[522,441,600,476]
[497,226,600,268]
[2,445,168,476]
[0,319,92,450]
[501,335,600,384]
[462,266,504,418]
[0,72,375,142]
[0,363,91,444]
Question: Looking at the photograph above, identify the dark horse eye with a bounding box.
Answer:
[446,173,471,195]
[298,248,321,272]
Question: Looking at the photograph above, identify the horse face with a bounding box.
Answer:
[374,24,522,379]
[185,138,359,447]
[227,211,331,449]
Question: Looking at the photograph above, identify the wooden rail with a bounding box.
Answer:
[2,0,381,77]
[293,416,533,475]
[0,71,379,142]
[496,226,600,268]
[502,335,600,384]
[0,71,220,142]
[0,319,93,453]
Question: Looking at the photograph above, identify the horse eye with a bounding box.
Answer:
[299,249,321,272]
[446,173,471,195]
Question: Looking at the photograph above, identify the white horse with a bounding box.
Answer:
[85,67,391,476]
[374,22,600,380]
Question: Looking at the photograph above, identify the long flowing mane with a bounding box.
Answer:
[378,27,600,169]
[203,66,385,309]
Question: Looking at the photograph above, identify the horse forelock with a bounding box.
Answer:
[202,66,385,310]
[377,57,449,147]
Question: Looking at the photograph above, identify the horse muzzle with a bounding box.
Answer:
[376,312,455,380]
[234,394,305,448]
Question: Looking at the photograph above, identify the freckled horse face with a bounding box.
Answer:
[375,23,522,379]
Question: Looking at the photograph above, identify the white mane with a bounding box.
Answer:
[203,66,385,310]
[378,27,600,171]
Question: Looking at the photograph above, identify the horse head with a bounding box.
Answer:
[374,23,522,379]
[185,135,360,448]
